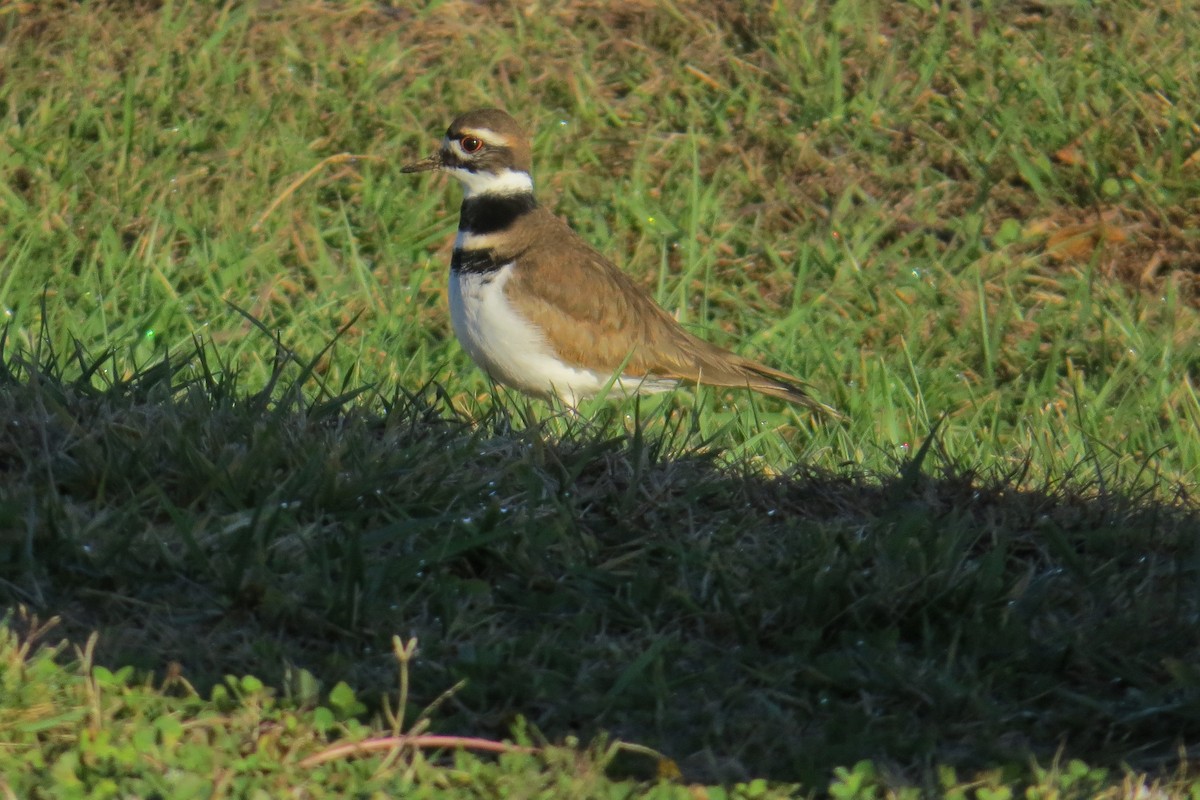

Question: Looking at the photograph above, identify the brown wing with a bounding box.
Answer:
[502,209,838,414]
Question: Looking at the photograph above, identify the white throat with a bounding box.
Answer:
[448,167,534,199]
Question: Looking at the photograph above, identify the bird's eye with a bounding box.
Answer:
[460,136,483,153]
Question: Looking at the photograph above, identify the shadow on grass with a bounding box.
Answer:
[1,331,1198,785]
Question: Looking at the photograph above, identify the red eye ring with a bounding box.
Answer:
[460,135,483,153]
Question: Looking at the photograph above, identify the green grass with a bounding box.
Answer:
[1,0,1199,795]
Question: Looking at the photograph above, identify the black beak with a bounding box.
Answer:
[400,152,443,173]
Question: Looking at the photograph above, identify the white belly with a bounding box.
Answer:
[447,263,673,405]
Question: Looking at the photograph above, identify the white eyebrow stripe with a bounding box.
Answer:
[445,128,515,156]
[462,127,512,147]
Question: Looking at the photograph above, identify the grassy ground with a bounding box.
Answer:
[1,0,1199,795]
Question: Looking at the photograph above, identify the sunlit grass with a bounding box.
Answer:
[1,0,1198,794]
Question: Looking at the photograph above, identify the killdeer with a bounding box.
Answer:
[402,108,836,415]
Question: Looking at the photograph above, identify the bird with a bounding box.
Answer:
[402,108,837,416]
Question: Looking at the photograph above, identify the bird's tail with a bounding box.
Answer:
[685,352,844,419]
